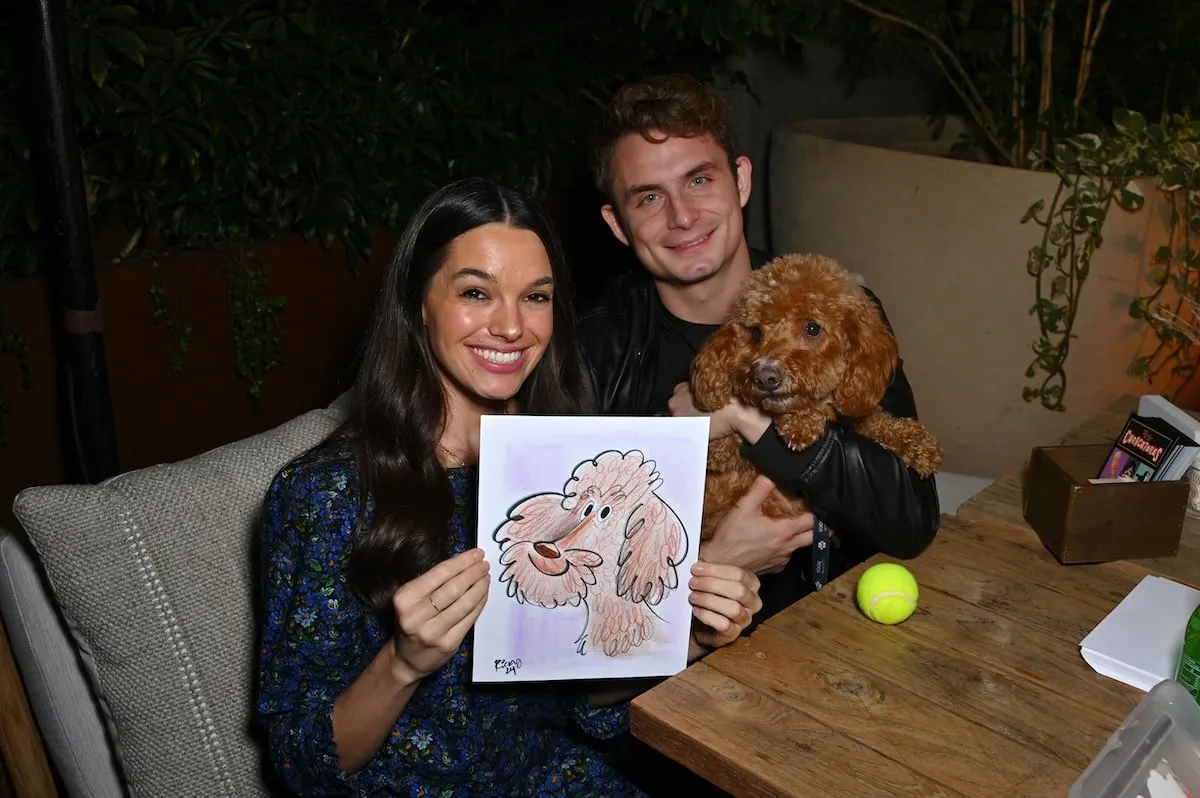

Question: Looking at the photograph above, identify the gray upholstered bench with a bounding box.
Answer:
[0,395,347,797]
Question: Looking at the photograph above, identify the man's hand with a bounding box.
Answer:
[700,475,814,574]
[668,382,771,444]
[687,561,762,653]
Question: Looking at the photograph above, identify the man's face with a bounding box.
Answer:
[601,131,752,287]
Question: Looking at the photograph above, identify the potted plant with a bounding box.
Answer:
[637,0,1200,476]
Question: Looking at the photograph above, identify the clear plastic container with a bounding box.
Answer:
[1186,452,1200,519]
[1071,678,1200,798]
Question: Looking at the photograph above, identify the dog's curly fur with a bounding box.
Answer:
[691,253,943,539]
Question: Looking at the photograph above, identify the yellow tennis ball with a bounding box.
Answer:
[856,563,919,624]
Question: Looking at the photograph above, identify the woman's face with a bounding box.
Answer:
[422,222,555,408]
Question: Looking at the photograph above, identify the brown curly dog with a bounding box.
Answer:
[690,253,943,540]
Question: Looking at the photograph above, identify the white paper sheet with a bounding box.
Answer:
[1079,574,1200,691]
[471,414,709,683]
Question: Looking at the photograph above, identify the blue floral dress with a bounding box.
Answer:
[256,436,645,797]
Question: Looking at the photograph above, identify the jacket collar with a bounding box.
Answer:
[750,247,773,270]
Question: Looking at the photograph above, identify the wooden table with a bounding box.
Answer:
[630,395,1200,797]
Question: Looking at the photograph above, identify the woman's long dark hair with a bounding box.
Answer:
[346,177,595,613]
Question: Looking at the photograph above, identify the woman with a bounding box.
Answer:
[255,177,762,796]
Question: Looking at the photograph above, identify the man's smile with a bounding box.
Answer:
[666,230,713,252]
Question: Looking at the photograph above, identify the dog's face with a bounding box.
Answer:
[692,253,898,418]
[493,450,684,609]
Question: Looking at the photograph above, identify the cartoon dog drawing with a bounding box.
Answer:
[493,450,688,657]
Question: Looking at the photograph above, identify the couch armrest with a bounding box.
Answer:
[0,525,126,797]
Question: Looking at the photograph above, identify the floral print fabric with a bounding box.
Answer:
[256,436,643,797]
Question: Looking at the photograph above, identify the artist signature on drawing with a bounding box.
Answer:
[494,658,522,676]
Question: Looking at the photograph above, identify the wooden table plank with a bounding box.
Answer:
[632,517,1149,795]
[1134,532,1200,589]
[762,585,1129,769]
[891,530,1136,647]
[630,661,965,798]
[764,555,1142,726]
[704,625,1075,796]
[933,517,1146,612]
[631,395,1200,796]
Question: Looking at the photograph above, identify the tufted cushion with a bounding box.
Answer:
[12,400,346,798]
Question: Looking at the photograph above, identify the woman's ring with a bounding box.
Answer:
[429,595,440,612]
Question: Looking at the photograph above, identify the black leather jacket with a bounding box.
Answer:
[576,250,941,604]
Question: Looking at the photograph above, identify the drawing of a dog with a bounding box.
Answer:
[493,450,688,657]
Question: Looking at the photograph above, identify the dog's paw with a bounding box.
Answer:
[855,414,944,478]
[906,430,944,477]
[774,409,829,452]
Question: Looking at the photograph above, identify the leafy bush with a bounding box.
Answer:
[0,0,715,409]
[3,0,711,275]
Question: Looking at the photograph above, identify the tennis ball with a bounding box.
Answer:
[856,563,919,624]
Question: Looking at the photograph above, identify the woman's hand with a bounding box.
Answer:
[687,561,762,655]
[667,382,771,444]
[390,548,490,682]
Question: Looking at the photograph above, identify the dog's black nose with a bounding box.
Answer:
[751,361,783,393]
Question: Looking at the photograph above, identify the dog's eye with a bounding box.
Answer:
[580,501,594,520]
[747,326,763,343]
[803,321,823,338]
[598,505,612,521]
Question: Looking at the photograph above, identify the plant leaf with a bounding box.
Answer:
[1162,165,1188,192]
[100,27,146,67]
[1117,180,1145,211]
[1113,108,1147,136]
[88,37,110,88]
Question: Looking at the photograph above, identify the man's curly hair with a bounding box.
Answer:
[589,74,739,200]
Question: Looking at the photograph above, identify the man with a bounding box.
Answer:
[576,74,940,622]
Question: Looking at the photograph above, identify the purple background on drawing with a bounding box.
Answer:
[489,431,706,665]
[498,436,705,501]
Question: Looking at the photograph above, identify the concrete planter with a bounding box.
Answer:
[769,115,1198,476]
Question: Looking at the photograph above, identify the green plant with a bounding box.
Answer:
[148,262,192,374]
[1023,110,1200,410]
[221,247,284,404]
[0,0,717,413]
[638,1,1200,410]
[828,2,1200,410]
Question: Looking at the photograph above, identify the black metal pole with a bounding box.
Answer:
[21,0,120,483]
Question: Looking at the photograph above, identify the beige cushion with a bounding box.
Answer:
[12,401,346,798]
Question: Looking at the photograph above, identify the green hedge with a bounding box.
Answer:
[0,0,716,279]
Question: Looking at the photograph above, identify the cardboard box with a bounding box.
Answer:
[1022,444,1187,564]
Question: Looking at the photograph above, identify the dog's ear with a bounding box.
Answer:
[616,496,686,606]
[832,298,899,419]
[690,323,740,412]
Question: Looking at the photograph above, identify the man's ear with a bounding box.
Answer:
[600,204,630,247]
[734,156,753,209]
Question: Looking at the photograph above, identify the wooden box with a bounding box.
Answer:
[1022,444,1188,564]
